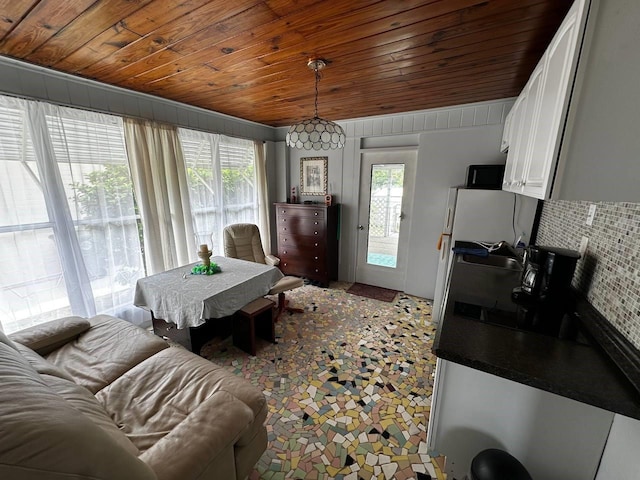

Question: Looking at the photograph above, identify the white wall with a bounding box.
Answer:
[554,0,640,201]
[276,99,535,299]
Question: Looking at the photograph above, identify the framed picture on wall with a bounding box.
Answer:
[300,157,328,195]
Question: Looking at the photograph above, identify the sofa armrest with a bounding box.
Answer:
[265,254,280,266]
[9,316,90,355]
[140,390,255,480]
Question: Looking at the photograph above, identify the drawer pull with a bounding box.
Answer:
[315,268,319,272]
[314,256,318,260]
[314,243,318,247]
[314,212,318,216]
[314,221,318,225]
[283,250,287,254]
[314,231,318,235]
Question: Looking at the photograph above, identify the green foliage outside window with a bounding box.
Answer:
[71,164,136,218]
[371,167,404,191]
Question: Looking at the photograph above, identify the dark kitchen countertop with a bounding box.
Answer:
[434,253,640,420]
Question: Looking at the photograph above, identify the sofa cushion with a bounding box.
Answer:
[0,328,19,351]
[45,314,169,393]
[139,390,254,480]
[96,347,267,453]
[0,341,156,480]
[42,373,140,457]
[14,342,75,381]
[9,316,90,355]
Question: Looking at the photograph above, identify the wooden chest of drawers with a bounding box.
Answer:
[274,203,339,286]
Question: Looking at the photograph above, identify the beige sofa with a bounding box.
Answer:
[0,314,267,480]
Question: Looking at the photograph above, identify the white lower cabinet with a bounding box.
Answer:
[595,414,640,480]
[427,359,614,480]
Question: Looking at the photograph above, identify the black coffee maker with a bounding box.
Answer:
[512,245,581,337]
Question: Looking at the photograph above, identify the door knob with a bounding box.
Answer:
[357,225,364,230]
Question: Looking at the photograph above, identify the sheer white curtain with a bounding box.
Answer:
[179,129,262,255]
[26,102,96,318]
[0,96,146,333]
[123,118,195,274]
[254,140,271,253]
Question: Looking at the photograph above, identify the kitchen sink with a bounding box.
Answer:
[460,254,522,270]
[449,251,523,312]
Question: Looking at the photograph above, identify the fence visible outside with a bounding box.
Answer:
[366,164,404,268]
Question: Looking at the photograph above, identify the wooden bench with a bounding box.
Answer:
[233,297,276,355]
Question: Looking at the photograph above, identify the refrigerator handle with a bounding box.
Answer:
[445,207,453,229]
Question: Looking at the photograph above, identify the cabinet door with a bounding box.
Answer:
[523,0,584,198]
[503,88,533,194]
[429,360,614,480]
[500,107,513,153]
[514,59,546,191]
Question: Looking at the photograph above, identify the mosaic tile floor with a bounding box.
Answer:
[201,282,446,480]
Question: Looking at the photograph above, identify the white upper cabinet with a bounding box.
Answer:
[516,59,546,193]
[500,104,513,153]
[502,0,590,199]
[523,4,583,198]
[502,95,524,190]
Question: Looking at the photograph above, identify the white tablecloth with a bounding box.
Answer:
[133,256,284,329]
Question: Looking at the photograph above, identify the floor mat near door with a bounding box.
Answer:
[346,282,399,302]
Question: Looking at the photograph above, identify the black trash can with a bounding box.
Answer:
[470,449,532,480]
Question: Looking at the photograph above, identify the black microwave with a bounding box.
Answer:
[466,164,505,189]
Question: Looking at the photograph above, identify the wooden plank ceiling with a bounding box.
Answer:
[0,0,573,127]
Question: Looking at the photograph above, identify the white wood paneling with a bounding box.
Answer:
[44,76,71,105]
[424,112,437,130]
[473,105,489,125]
[18,67,47,99]
[274,98,516,142]
[436,112,449,129]
[448,109,462,129]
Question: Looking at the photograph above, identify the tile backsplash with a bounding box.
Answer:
[537,201,640,349]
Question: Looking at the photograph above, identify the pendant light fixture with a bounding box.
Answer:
[286,59,346,150]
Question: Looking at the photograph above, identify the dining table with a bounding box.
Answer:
[134,256,284,352]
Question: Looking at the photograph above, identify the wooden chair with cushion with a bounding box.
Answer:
[223,223,304,320]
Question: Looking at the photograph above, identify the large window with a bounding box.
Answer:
[0,97,263,334]
[0,97,144,333]
[179,129,258,254]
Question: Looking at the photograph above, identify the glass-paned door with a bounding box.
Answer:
[366,163,405,268]
[356,150,416,291]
